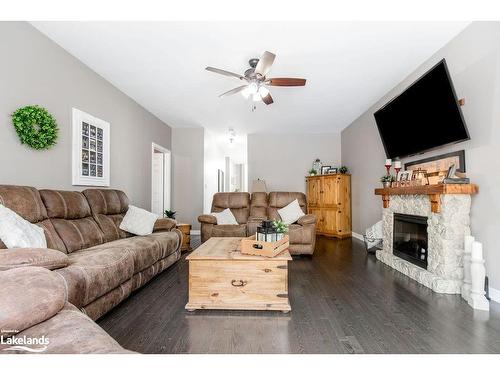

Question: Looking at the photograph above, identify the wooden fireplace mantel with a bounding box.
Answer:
[374,184,478,213]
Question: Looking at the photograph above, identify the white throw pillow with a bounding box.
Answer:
[119,205,159,236]
[277,199,305,225]
[0,204,47,249]
[211,208,238,225]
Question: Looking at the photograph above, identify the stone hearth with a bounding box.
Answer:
[376,194,471,294]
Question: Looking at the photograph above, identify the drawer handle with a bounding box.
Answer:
[231,279,247,287]
[253,244,263,249]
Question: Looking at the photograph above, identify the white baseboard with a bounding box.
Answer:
[489,287,500,303]
[351,232,364,241]
[190,229,200,235]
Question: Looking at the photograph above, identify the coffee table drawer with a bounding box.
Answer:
[187,260,290,311]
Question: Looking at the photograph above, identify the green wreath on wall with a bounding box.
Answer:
[11,105,59,150]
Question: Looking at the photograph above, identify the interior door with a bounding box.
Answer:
[151,152,164,216]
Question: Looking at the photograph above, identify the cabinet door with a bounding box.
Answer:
[321,177,340,207]
[321,208,338,234]
[307,178,321,206]
[336,175,350,211]
[308,208,323,232]
[335,208,348,236]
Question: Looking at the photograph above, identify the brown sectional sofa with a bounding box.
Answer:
[198,192,317,255]
[0,184,183,353]
[0,267,131,354]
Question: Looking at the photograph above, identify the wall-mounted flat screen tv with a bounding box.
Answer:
[374,59,469,159]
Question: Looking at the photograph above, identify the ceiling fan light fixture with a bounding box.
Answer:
[258,86,269,97]
[241,87,251,99]
[252,93,262,102]
[248,82,258,95]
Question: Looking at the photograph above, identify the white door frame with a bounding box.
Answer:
[151,142,171,214]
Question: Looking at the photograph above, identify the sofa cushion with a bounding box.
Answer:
[0,248,68,271]
[267,192,307,221]
[0,203,47,248]
[55,247,134,307]
[40,190,92,219]
[211,224,247,238]
[250,192,268,219]
[119,205,158,236]
[211,192,250,224]
[14,303,133,354]
[0,185,48,223]
[0,186,67,252]
[40,190,105,253]
[211,208,238,225]
[277,199,306,225]
[0,267,66,336]
[83,189,130,242]
[88,231,181,273]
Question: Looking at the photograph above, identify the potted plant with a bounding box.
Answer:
[308,168,317,176]
[380,175,395,188]
[164,210,177,220]
[272,219,288,241]
[339,166,348,174]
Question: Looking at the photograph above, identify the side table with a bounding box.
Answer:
[176,223,191,252]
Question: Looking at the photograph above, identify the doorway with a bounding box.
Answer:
[151,143,171,216]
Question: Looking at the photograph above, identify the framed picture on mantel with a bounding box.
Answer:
[404,150,465,185]
[72,108,110,186]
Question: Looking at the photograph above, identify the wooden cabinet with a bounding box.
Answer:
[306,174,351,238]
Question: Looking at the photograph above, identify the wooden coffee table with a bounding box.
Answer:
[185,237,292,313]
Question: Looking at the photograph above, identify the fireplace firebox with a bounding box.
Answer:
[393,213,428,269]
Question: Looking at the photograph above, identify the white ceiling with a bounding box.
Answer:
[32,21,468,134]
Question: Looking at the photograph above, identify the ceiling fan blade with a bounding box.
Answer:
[261,92,274,105]
[267,78,306,86]
[219,85,249,98]
[206,66,246,80]
[254,51,276,77]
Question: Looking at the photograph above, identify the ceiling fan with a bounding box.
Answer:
[206,51,306,106]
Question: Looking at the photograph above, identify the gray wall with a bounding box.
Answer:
[0,22,172,209]
[248,133,341,193]
[341,22,500,292]
[172,127,204,230]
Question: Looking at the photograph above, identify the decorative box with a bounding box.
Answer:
[240,235,290,258]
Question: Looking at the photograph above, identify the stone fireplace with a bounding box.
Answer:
[374,185,478,294]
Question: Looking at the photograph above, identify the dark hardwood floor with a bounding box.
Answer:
[98,236,500,354]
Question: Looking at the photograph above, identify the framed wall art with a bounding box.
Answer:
[72,108,110,186]
[405,150,465,185]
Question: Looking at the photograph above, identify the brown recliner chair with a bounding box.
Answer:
[198,192,250,242]
[198,192,316,255]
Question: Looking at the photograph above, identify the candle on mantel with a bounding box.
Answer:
[471,241,483,260]
[464,235,475,254]
[394,161,401,169]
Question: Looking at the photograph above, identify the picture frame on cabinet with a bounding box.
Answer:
[327,168,338,174]
[321,166,331,175]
